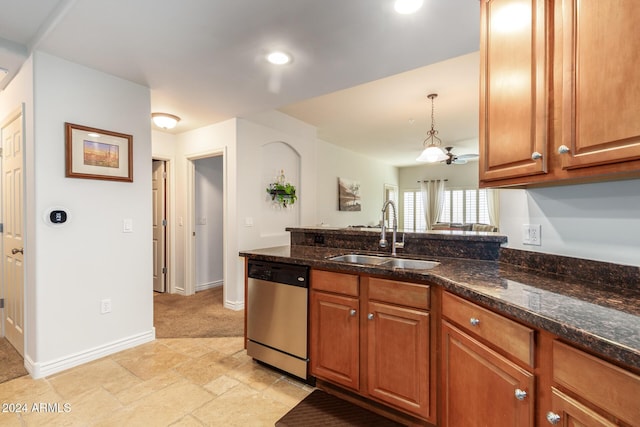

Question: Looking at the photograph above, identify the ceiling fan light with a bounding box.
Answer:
[152,113,181,129]
[417,144,448,163]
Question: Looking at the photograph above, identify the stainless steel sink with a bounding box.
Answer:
[379,258,439,270]
[328,254,439,270]
[328,254,389,265]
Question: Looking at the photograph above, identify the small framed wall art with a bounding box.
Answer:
[65,122,133,182]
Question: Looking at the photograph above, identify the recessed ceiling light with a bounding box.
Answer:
[394,0,423,14]
[267,51,292,65]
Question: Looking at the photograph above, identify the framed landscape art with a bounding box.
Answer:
[65,122,133,182]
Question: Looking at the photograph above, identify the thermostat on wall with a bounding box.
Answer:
[44,207,71,226]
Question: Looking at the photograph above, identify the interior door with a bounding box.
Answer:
[2,110,25,356]
[152,160,167,292]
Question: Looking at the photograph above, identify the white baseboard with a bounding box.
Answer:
[224,300,244,311]
[27,329,156,379]
[195,279,223,292]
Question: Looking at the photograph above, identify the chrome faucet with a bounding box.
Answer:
[380,200,404,256]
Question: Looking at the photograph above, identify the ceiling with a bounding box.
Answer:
[0,0,480,167]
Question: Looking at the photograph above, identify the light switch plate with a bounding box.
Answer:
[123,218,133,233]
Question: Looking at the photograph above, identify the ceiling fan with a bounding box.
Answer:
[443,146,479,165]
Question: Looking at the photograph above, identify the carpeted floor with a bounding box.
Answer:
[0,337,27,384]
[153,286,244,338]
[276,389,406,426]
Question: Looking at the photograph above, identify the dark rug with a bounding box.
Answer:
[153,287,244,338]
[276,389,406,426]
[0,337,27,384]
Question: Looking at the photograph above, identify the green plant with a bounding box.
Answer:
[266,181,297,207]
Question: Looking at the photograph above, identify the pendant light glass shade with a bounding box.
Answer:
[416,93,448,163]
[417,144,448,162]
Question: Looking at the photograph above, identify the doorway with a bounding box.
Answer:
[193,156,224,293]
[152,159,167,293]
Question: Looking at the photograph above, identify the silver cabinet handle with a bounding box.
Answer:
[546,412,561,425]
[349,309,357,317]
[11,248,23,255]
[557,145,570,154]
[514,389,527,400]
[531,151,543,160]
[367,313,374,320]
[470,317,480,326]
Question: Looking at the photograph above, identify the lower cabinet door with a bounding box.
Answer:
[547,388,617,427]
[310,290,359,390]
[367,301,431,420]
[441,321,534,427]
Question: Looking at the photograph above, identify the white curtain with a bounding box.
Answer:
[421,180,445,231]
[487,188,500,229]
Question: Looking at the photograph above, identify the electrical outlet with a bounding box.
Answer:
[522,224,542,246]
[101,298,112,314]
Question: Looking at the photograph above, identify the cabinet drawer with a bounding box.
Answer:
[311,269,359,296]
[442,292,534,367]
[368,277,429,310]
[553,341,640,426]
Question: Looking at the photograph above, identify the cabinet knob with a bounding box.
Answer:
[469,317,480,326]
[531,151,543,160]
[514,389,527,400]
[557,145,570,154]
[367,313,374,320]
[546,412,561,425]
[349,309,357,317]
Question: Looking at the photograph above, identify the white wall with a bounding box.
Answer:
[315,141,398,227]
[175,119,237,304]
[26,52,154,377]
[500,179,640,267]
[194,156,224,290]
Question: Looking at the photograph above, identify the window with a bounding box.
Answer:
[440,188,491,224]
[403,188,491,231]
[403,191,425,231]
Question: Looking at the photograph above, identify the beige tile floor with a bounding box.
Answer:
[0,337,313,426]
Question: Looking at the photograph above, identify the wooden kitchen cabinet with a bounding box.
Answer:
[366,278,431,419]
[479,0,549,183]
[441,292,535,427]
[479,0,640,187]
[310,270,360,391]
[556,0,640,174]
[310,271,434,422]
[546,340,640,426]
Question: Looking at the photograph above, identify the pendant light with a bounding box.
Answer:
[416,93,448,163]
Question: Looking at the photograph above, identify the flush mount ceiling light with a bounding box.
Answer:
[151,113,181,130]
[394,0,424,14]
[416,93,449,163]
[266,51,292,65]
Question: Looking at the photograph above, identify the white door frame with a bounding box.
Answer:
[185,148,227,297]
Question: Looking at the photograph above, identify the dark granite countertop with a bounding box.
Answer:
[239,245,640,371]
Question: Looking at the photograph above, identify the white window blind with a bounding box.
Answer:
[403,191,426,232]
[404,188,492,228]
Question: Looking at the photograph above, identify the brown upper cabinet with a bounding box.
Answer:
[479,0,640,187]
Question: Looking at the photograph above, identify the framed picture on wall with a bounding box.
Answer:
[65,122,133,182]
[338,177,361,211]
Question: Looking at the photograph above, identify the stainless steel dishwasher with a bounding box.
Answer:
[246,260,310,380]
